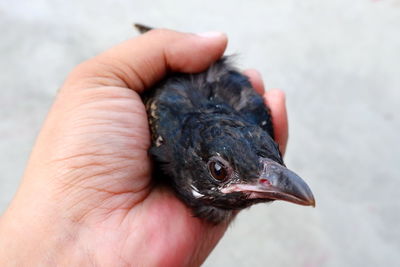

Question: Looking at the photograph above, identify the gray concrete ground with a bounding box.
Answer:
[1,0,399,266]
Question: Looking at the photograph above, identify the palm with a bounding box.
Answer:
[51,86,226,266]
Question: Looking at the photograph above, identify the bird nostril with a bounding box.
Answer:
[259,178,271,186]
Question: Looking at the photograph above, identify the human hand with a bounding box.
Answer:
[0,29,288,266]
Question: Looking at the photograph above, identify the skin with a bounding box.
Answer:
[0,29,288,266]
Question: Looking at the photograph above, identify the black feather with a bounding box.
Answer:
[142,58,283,223]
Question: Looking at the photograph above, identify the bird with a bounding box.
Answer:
[135,24,315,224]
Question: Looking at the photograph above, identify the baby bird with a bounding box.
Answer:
[137,24,315,224]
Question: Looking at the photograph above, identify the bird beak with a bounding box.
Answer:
[221,158,315,207]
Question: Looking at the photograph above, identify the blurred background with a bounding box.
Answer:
[1,0,399,266]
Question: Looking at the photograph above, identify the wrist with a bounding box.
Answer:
[0,206,85,266]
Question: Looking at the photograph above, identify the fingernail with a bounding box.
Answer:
[196,31,226,38]
[268,89,286,101]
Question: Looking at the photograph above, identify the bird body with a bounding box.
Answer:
[136,23,314,224]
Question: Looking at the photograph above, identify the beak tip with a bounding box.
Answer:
[303,192,316,208]
[306,195,316,208]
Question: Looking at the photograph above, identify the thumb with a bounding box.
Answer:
[65,29,228,92]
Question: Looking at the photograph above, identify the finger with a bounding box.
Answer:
[65,29,228,92]
[243,69,265,95]
[264,89,288,156]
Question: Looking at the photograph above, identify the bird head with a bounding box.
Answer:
[159,112,315,222]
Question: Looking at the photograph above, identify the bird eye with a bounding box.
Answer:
[209,161,228,181]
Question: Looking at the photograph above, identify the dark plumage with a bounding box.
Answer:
[136,24,315,224]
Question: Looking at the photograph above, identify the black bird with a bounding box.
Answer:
[136,24,315,224]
